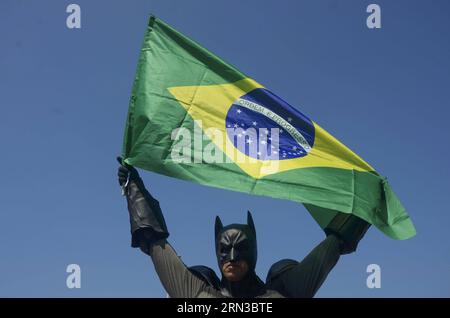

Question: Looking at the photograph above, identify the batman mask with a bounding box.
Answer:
[214,211,257,271]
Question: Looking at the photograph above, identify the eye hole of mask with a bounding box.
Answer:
[220,243,231,253]
[234,241,249,251]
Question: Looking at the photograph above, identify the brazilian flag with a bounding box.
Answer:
[122,16,416,240]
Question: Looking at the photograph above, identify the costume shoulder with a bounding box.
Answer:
[266,259,299,284]
[188,265,221,290]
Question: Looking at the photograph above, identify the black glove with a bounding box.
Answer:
[324,212,371,255]
[117,157,142,189]
[117,157,169,253]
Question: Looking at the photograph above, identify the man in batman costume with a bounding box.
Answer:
[117,158,371,298]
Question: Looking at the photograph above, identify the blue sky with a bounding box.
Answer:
[0,0,449,297]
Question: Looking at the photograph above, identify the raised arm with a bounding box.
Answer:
[117,158,210,297]
[266,213,370,298]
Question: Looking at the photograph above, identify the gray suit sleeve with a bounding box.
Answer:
[148,239,210,298]
[271,235,341,298]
